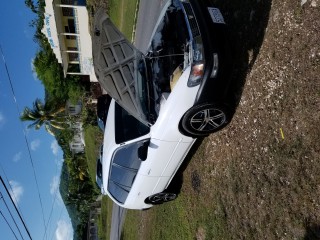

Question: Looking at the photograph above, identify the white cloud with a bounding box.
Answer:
[51,140,59,156]
[30,58,39,80]
[50,175,62,203]
[30,139,41,151]
[0,112,5,128]
[55,220,73,240]
[9,181,24,204]
[54,158,64,167]
[50,175,59,195]
[13,152,22,162]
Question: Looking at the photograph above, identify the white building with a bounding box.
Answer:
[65,101,85,154]
[42,0,97,82]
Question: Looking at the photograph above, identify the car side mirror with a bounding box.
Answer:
[138,140,150,161]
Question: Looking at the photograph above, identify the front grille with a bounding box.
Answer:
[182,2,200,38]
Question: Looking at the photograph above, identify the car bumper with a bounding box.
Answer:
[186,0,232,106]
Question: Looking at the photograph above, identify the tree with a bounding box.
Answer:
[20,99,67,136]
[25,0,45,14]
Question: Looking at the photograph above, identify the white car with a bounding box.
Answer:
[93,0,234,209]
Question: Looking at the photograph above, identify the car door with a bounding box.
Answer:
[138,137,195,193]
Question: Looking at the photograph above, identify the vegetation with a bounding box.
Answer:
[20,98,67,136]
[84,125,103,186]
[59,159,99,239]
[33,44,85,104]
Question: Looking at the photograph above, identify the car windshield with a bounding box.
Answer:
[108,140,145,204]
[115,102,150,144]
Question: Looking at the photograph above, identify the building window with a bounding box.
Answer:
[68,47,78,51]
[64,18,77,40]
[68,52,79,61]
[61,0,74,4]
[62,7,74,17]
[67,19,76,33]
[68,64,81,73]
[64,26,76,40]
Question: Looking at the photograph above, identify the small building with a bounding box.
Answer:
[66,101,85,154]
[42,0,97,82]
[66,100,82,115]
[87,200,101,240]
[69,122,85,154]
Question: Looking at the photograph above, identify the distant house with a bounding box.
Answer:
[69,123,85,154]
[42,0,97,82]
[66,100,82,115]
[66,101,85,154]
[87,200,101,240]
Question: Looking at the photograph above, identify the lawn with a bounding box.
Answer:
[87,0,139,41]
[108,0,139,41]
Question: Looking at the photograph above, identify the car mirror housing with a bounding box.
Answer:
[138,139,150,161]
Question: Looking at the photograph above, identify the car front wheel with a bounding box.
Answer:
[180,103,230,137]
[146,192,177,205]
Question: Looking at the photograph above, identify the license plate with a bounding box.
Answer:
[208,7,225,24]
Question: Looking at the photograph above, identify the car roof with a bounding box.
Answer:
[92,8,148,125]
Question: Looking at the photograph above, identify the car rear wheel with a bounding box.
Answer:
[180,103,230,137]
[146,192,177,205]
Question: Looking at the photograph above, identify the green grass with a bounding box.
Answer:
[108,0,139,41]
[84,125,103,186]
[121,210,140,240]
[97,196,113,240]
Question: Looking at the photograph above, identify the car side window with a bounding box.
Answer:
[108,139,148,204]
[115,103,150,144]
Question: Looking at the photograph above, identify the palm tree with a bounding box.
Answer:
[20,99,67,136]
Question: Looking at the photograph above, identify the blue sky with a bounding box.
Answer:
[0,1,72,240]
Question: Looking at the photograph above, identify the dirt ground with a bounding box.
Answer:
[139,0,320,239]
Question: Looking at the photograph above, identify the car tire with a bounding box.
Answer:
[180,103,230,137]
[146,192,177,205]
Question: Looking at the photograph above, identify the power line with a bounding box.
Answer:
[0,209,19,240]
[0,176,32,240]
[49,208,64,240]
[42,165,60,240]
[0,163,27,223]
[0,44,47,237]
[0,159,32,240]
[0,192,25,240]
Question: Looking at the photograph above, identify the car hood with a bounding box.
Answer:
[92,8,149,125]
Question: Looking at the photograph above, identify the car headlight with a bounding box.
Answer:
[188,63,204,87]
[188,36,205,87]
